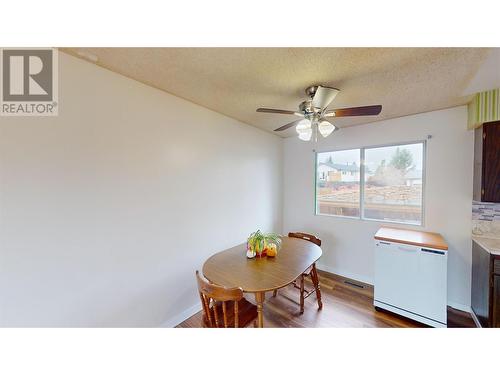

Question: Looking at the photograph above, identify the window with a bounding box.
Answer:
[316,149,361,218]
[364,143,424,224]
[315,142,425,225]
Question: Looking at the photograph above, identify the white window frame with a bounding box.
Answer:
[315,140,426,226]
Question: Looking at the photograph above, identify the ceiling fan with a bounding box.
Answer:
[256,85,382,141]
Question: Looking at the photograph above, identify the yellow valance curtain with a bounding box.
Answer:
[468,88,500,129]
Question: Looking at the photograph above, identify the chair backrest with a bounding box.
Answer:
[288,232,322,247]
[196,270,244,328]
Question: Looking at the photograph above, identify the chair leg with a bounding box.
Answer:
[300,275,305,314]
[273,289,277,297]
[311,263,323,310]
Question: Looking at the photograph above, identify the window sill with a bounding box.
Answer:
[315,212,423,227]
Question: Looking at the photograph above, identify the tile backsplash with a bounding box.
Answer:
[472,201,500,238]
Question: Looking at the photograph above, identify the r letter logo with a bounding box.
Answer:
[1,48,58,116]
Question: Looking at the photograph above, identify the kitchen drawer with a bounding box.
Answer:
[494,258,500,275]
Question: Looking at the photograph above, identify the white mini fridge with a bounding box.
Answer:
[374,238,448,327]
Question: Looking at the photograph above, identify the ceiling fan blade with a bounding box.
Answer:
[274,119,304,132]
[311,86,340,110]
[323,105,382,117]
[257,108,300,115]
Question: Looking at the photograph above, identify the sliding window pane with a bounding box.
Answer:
[363,143,424,224]
[316,149,361,217]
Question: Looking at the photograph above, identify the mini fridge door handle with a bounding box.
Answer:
[421,248,446,255]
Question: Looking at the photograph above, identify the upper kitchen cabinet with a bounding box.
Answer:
[474,121,500,202]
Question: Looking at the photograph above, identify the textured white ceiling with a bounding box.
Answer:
[63,48,491,137]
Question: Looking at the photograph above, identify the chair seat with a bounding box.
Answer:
[203,297,257,328]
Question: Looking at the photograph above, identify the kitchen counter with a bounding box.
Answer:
[472,236,500,255]
[471,235,500,327]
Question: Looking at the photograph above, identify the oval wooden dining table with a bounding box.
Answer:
[202,236,322,327]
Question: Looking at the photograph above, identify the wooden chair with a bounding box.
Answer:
[273,232,323,314]
[196,270,258,328]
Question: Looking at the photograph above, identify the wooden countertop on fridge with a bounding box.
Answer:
[374,227,448,250]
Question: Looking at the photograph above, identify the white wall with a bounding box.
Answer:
[0,52,283,327]
[283,106,473,310]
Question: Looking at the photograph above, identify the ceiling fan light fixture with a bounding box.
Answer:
[296,119,312,141]
[298,128,312,141]
[318,120,336,138]
[295,119,310,131]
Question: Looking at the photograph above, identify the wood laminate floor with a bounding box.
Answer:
[177,270,475,328]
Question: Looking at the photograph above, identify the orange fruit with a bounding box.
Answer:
[267,245,277,257]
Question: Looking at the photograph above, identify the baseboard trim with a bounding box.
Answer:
[316,264,471,314]
[316,263,373,285]
[160,303,201,328]
[447,302,470,313]
[470,308,482,328]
